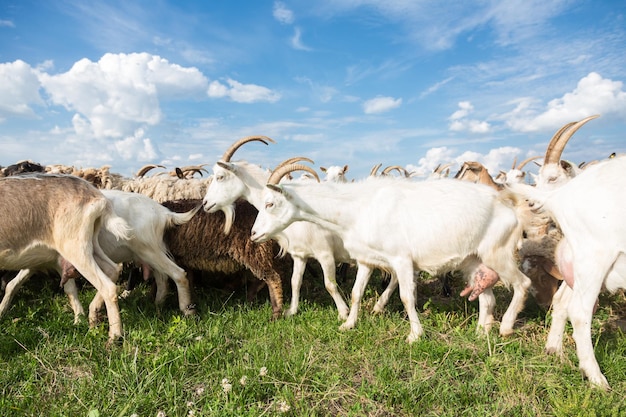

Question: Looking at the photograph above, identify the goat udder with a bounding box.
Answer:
[460,264,500,301]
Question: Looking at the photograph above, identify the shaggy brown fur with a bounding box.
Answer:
[161,199,289,319]
[517,208,563,309]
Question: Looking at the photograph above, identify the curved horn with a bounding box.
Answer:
[516,155,542,170]
[268,163,320,185]
[181,165,210,177]
[369,163,382,177]
[136,164,165,177]
[511,157,517,170]
[544,121,576,164]
[382,165,408,177]
[545,115,599,164]
[274,156,315,170]
[434,163,453,174]
[221,135,276,162]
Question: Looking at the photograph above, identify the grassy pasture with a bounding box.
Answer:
[0,267,625,417]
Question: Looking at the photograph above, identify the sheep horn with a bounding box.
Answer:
[369,163,382,177]
[516,155,542,170]
[136,164,165,177]
[544,115,599,164]
[268,163,320,185]
[221,135,276,162]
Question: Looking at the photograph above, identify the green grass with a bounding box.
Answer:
[1,268,625,417]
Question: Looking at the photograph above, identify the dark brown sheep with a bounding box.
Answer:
[161,199,289,319]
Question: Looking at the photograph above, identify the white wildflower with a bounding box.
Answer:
[221,378,232,394]
[194,386,205,396]
[259,366,268,377]
[240,375,248,386]
[157,411,167,417]
[278,400,291,413]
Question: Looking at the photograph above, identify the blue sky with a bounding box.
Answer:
[1,0,625,179]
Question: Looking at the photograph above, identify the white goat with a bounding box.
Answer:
[320,165,349,183]
[251,164,532,343]
[0,174,131,341]
[510,155,626,389]
[1,190,200,322]
[202,136,352,320]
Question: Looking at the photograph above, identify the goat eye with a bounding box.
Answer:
[265,202,273,209]
[216,175,224,182]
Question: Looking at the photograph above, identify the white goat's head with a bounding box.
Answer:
[502,155,542,185]
[536,115,599,189]
[320,165,348,183]
[203,135,275,233]
[251,163,319,243]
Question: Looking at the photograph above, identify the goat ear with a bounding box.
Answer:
[343,165,349,173]
[267,184,283,194]
[320,167,327,173]
[217,161,236,172]
[560,160,575,175]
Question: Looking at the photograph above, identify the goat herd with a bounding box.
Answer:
[0,114,624,390]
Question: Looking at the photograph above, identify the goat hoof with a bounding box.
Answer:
[106,335,124,349]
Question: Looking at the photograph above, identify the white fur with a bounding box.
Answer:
[513,156,626,389]
[251,176,532,342]
[203,161,352,320]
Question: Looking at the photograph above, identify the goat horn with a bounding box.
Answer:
[511,157,517,170]
[268,163,320,185]
[545,115,599,164]
[136,164,165,177]
[434,163,452,174]
[221,135,276,162]
[275,156,315,170]
[382,165,408,177]
[369,163,382,177]
[516,155,542,170]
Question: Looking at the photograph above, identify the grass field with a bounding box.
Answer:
[1,266,625,417]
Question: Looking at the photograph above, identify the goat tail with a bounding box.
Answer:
[101,202,133,241]
[166,203,202,227]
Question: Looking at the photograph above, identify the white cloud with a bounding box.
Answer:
[114,129,159,162]
[408,145,524,178]
[407,146,457,177]
[0,60,44,121]
[39,52,208,138]
[505,72,626,132]
[313,0,569,51]
[208,78,281,103]
[420,76,454,99]
[448,101,491,133]
[0,19,15,28]
[450,101,474,120]
[273,1,294,24]
[291,27,312,51]
[363,96,402,114]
